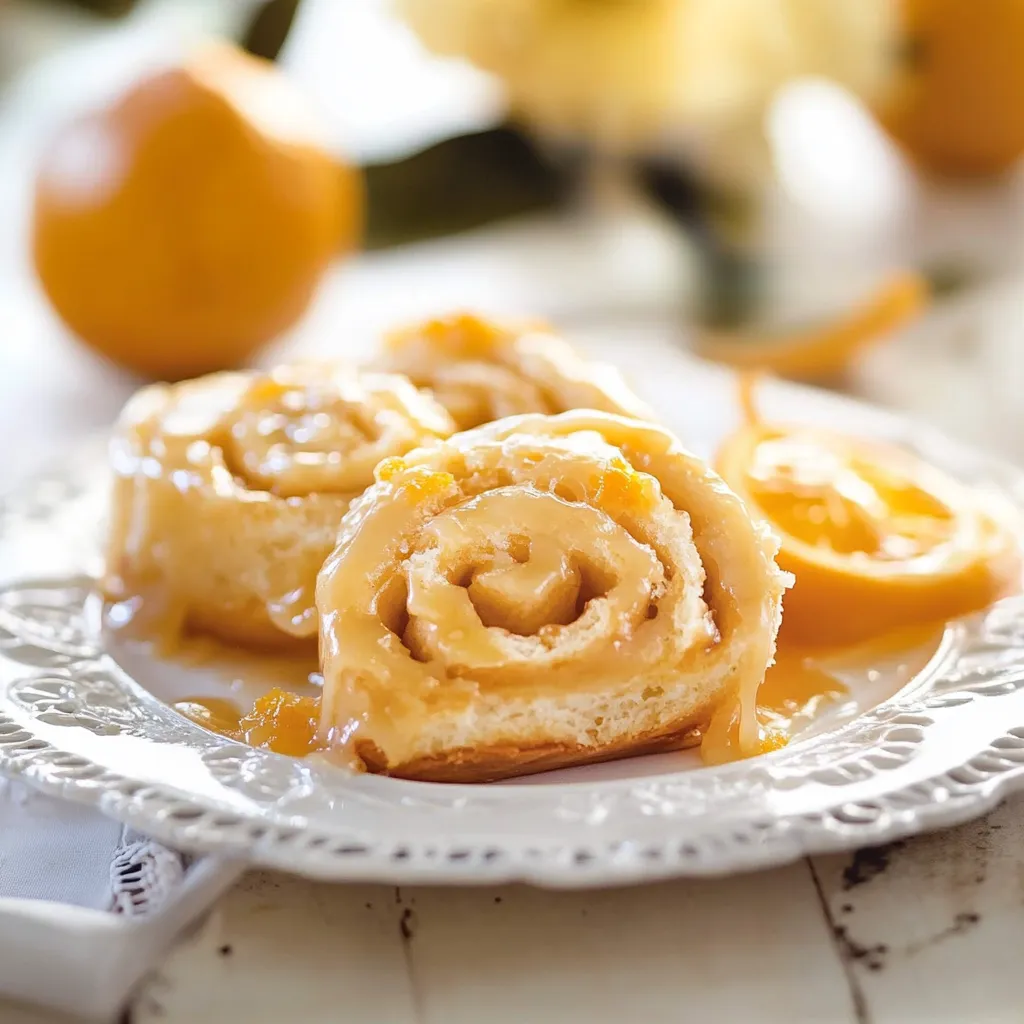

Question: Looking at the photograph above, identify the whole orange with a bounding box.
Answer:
[881,0,1024,177]
[32,43,361,379]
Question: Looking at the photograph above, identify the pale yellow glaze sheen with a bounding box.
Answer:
[316,410,790,774]
[103,363,455,648]
[378,313,654,430]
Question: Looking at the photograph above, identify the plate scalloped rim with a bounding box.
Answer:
[2,374,1024,886]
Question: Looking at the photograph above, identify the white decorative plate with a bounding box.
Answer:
[2,361,1024,888]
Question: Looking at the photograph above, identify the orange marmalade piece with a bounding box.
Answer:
[376,456,406,482]
[394,466,457,502]
[175,691,322,756]
[239,688,323,756]
[594,460,658,513]
[386,312,509,357]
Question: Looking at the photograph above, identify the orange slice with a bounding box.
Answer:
[695,272,928,381]
[717,421,1020,647]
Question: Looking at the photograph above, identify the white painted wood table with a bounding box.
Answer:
[123,797,1024,1024]
[3,799,1023,1023]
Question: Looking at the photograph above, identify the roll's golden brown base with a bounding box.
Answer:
[357,717,705,784]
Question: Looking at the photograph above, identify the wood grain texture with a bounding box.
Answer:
[126,865,856,1024]
[400,866,855,1024]
[0,1002,83,1024]
[812,792,1024,1024]
[132,873,416,1024]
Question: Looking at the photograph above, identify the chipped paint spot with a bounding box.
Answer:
[842,842,906,890]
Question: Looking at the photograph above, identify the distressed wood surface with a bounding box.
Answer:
[130,865,855,1024]
[124,791,1024,1024]
[810,792,1024,1024]
[131,877,417,1024]
[124,796,1024,1024]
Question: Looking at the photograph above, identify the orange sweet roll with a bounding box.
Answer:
[376,312,655,430]
[103,363,455,649]
[315,410,790,782]
[716,407,1022,650]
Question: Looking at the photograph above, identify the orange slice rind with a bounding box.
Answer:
[696,272,929,381]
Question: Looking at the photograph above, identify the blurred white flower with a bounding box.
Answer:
[398,0,896,188]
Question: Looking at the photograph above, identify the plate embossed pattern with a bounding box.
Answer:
[3,420,1024,886]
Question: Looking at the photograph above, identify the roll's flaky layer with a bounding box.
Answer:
[103,364,455,648]
[377,313,654,430]
[317,410,789,781]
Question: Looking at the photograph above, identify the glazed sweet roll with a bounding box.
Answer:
[104,364,455,648]
[317,410,790,781]
[377,313,654,430]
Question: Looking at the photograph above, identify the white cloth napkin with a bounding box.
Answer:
[0,779,124,908]
[0,779,243,1021]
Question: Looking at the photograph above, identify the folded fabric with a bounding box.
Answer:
[0,778,125,908]
[0,780,242,1020]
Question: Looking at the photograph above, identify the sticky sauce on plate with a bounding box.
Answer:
[700,624,944,765]
[176,689,324,757]
[172,625,944,768]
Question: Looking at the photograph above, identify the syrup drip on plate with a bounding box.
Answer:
[171,626,944,768]
[699,624,943,765]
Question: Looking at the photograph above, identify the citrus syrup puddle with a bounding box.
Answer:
[164,625,945,769]
[103,628,325,756]
[137,634,325,756]
[700,624,944,766]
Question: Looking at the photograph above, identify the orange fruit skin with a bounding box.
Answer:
[769,534,1016,650]
[881,0,1024,177]
[717,423,1021,649]
[32,45,361,380]
[696,272,928,382]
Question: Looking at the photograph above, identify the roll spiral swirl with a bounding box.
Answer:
[104,364,455,648]
[317,410,789,781]
[377,313,654,431]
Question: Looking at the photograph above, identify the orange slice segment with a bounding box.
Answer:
[717,421,1020,647]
